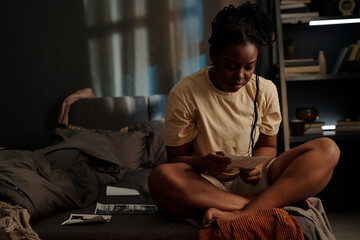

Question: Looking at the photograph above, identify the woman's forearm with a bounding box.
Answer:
[252,145,277,158]
[167,155,205,171]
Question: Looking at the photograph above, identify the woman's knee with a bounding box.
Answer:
[148,164,172,189]
[148,163,190,193]
[148,163,195,212]
[312,137,340,167]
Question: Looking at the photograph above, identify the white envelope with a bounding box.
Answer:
[106,186,140,196]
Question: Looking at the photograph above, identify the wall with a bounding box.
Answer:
[1,0,275,150]
[1,1,91,150]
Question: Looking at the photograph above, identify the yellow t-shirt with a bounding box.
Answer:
[165,66,282,157]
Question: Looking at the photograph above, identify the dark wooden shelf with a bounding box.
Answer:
[309,15,360,21]
[282,15,360,26]
[286,73,360,82]
[275,0,360,150]
[290,131,360,143]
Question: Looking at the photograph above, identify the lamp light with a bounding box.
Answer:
[309,18,360,26]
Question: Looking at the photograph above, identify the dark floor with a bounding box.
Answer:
[327,211,360,240]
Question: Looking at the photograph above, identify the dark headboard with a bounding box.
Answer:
[68,94,167,130]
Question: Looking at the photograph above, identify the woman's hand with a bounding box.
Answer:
[202,151,231,176]
[239,158,270,185]
[239,166,263,185]
[240,133,277,185]
[166,144,231,174]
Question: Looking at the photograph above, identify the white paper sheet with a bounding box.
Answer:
[224,154,271,170]
[106,186,140,196]
[94,203,157,215]
[61,214,111,225]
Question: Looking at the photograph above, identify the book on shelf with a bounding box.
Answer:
[347,44,360,61]
[281,12,319,24]
[285,65,320,76]
[304,121,324,135]
[356,44,360,61]
[280,2,307,9]
[305,121,325,128]
[336,120,360,132]
[337,120,360,126]
[281,12,319,19]
[343,42,360,74]
[336,125,360,132]
[280,2,308,13]
[281,0,311,4]
[284,58,320,76]
[304,127,323,135]
[284,58,318,67]
[285,58,314,62]
[331,46,351,74]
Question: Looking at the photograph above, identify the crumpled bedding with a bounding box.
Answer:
[0,149,97,221]
[284,197,336,240]
[0,128,128,221]
[38,128,128,184]
[0,201,40,240]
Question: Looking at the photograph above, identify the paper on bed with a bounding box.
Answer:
[106,186,140,196]
[224,154,271,170]
[61,214,111,225]
[95,202,158,215]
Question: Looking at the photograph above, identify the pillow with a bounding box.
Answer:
[67,124,128,133]
[66,120,166,168]
[56,127,149,171]
[102,130,148,170]
[127,120,167,167]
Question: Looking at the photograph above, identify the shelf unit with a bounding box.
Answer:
[290,131,360,144]
[286,73,360,82]
[274,0,360,150]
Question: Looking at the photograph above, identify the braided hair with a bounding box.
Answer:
[208,2,276,155]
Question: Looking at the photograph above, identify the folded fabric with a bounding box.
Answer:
[284,197,336,240]
[58,88,95,126]
[0,149,98,220]
[199,208,304,240]
[0,201,40,240]
[38,128,128,184]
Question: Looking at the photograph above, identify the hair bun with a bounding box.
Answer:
[209,2,276,48]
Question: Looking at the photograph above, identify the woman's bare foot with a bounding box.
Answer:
[201,195,255,228]
[202,208,248,228]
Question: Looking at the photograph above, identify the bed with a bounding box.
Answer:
[0,94,334,239]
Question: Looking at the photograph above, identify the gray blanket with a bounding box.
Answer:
[284,197,336,240]
[0,128,128,220]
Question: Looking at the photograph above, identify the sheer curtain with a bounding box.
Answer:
[84,0,204,97]
[82,0,258,97]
